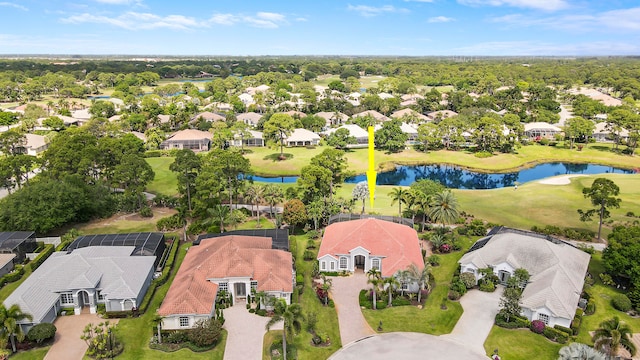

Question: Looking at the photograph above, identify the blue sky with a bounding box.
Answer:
[0,0,639,55]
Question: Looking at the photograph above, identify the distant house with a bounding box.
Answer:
[192,111,225,123]
[352,110,390,122]
[283,110,307,119]
[128,131,147,143]
[160,129,212,152]
[317,218,423,285]
[426,110,458,121]
[158,235,294,330]
[0,254,16,277]
[284,128,321,147]
[23,134,48,156]
[324,124,369,146]
[378,92,395,100]
[157,114,171,125]
[373,122,418,145]
[524,122,562,140]
[5,246,156,332]
[0,232,37,263]
[459,227,590,328]
[391,108,429,123]
[593,122,629,143]
[246,85,270,96]
[315,111,349,127]
[236,112,263,127]
[71,109,91,124]
[230,130,264,147]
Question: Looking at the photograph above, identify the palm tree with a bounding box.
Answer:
[558,343,605,360]
[389,187,409,217]
[265,300,304,360]
[245,185,264,227]
[396,269,412,297]
[383,276,400,308]
[0,304,33,353]
[206,204,230,233]
[429,190,460,227]
[406,263,431,303]
[263,184,284,219]
[367,268,382,310]
[592,316,637,359]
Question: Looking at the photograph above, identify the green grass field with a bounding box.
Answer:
[483,327,563,359]
[145,157,179,196]
[10,346,50,360]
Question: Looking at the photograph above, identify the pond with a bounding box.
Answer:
[246,162,635,189]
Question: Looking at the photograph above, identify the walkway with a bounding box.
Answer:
[45,313,118,360]
[329,272,376,346]
[223,301,282,360]
[441,287,503,354]
[329,332,487,360]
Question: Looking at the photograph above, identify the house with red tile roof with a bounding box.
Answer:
[317,218,424,279]
[158,235,294,330]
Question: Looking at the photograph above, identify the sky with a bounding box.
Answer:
[0,0,639,56]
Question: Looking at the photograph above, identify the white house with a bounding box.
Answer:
[324,124,369,146]
[459,227,590,328]
[524,122,562,140]
[593,122,629,143]
[284,128,321,147]
[23,134,48,156]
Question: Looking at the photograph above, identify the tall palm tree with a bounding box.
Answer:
[265,300,304,360]
[383,276,400,308]
[406,263,431,303]
[592,316,637,359]
[367,268,382,310]
[206,204,230,233]
[263,184,284,219]
[0,304,33,353]
[389,187,409,217]
[245,185,264,227]
[558,343,605,360]
[428,190,460,227]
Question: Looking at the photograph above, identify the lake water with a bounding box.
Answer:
[247,162,635,189]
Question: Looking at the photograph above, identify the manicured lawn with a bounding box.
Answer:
[235,217,276,230]
[9,346,49,360]
[483,326,563,359]
[115,242,226,359]
[245,143,640,177]
[0,267,32,302]
[262,233,342,359]
[361,236,474,334]
[76,208,177,235]
[145,157,179,196]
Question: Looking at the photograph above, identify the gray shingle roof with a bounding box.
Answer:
[4,246,155,323]
[460,229,590,319]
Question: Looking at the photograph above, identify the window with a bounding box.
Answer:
[218,282,228,293]
[339,257,347,269]
[538,313,550,325]
[60,292,74,305]
[97,291,105,301]
[251,281,258,291]
[330,262,335,270]
[321,262,326,270]
[179,317,189,327]
[401,282,408,290]
[371,259,380,270]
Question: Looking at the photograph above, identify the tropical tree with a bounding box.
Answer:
[565,116,595,149]
[310,148,348,199]
[592,316,636,359]
[383,276,400,307]
[389,187,409,217]
[169,149,201,212]
[206,204,230,233]
[263,113,295,159]
[578,178,621,241]
[558,343,605,360]
[0,304,33,352]
[406,263,431,303]
[265,300,304,360]
[262,184,284,219]
[367,268,382,310]
[245,184,264,227]
[429,190,460,226]
[351,181,369,214]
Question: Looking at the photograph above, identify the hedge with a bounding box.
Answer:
[553,325,572,336]
[138,238,180,314]
[495,313,530,329]
[612,294,632,312]
[0,265,25,287]
[27,244,54,272]
[543,327,569,344]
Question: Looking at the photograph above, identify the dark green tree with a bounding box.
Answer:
[578,178,621,241]
[170,149,201,212]
[374,119,408,153]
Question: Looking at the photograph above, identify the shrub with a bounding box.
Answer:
[139,206,153,218]
[459,272,476,289]
[450,280,467,295]
[166,331,188,344]
[27,323,56,344]
[427,255,440,266]
[448,290,461,301]
[391,298,412,306]
[612,294,632,312]
[479,281,496,292]
[585,299,596,315]
[156,214,185,231]
[255,309,267,316]
[303,250,315,261]
[553,325,572,336]
[439,244,451,253]
[295,273,304,285]
[530,320,545,334]
[27,244,55,272]
[359,289,370,308]
[187,319,222,348]
[599,273,615,286]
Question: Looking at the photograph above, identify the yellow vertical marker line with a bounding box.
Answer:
[366,126,377,209]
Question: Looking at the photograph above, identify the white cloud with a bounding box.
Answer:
[0,2,28,11]
[490,7,640,32]
[295,17,308,22]
[428,16,455,23]
[347,4,410,17]
[458,0,568,11]
[208,12,288,28]
[256,12,285,22]
[61,12,203,31]
[209,14,237,25]
[94,0,142,4]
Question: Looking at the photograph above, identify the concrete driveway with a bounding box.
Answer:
[223,301,282,360]
[329,272,376,346]
[45,313,118,360]
[329,332,488,360]
[441,287,503,354]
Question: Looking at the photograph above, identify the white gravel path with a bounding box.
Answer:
[537,174,586,185]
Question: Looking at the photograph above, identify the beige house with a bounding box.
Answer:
[284,128,321,147]
[426,110,458,121]
[236,112,263,127]
[593,122,629,143]
[315,111,349,127]
[160,129,212,152]
[524,122,562,139]
[352,110,390,122]
[192,111,225,123]
[23,134,48,156]
[391,108,429,122]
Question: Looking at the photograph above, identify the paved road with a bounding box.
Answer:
[329,332,488,360]
[223,301,282,360]
[45,313,118,360]
[441,287,503,354]
[329,272,376,346]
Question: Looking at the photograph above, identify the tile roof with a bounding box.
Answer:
[459,229,590,319]
[285,128,320,142]
[158,236,293,317]
[391,108,429,121]
[352,110,390,122]
[167,129,213,141]
[318,218,424,277]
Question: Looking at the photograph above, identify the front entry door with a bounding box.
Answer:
[355,255,365,269]
[234,283,246,298]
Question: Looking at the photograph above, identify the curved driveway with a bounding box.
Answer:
[223,302,282,360]
[329,273,375,346]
